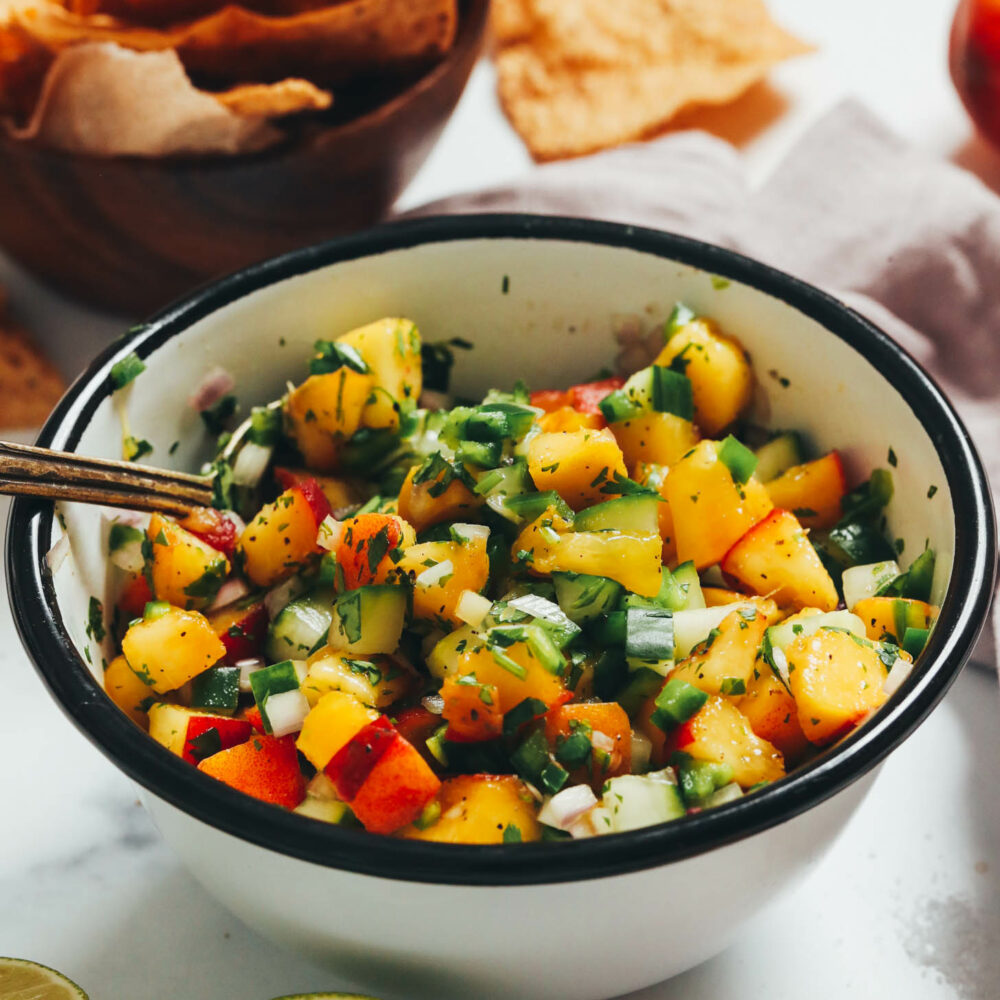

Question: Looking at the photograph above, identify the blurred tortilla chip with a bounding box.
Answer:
[8,0,459,88]
[215,76,331,116]
[0,287,65,430]
[8,42,287,154]
[66,0,356,25]
[492,0,811,160]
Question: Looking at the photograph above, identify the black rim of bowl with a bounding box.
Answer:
[7,214,996,886]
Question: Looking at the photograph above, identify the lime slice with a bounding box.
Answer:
[269,995,380,1000]
[0,958,88,999]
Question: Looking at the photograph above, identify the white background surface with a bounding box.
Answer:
[2,2,999,998]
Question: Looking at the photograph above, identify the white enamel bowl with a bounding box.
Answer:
[8,216,995,1000]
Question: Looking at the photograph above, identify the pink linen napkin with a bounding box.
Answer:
[407,100,999,668]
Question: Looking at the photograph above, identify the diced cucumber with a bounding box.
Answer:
[703,782,744,808]
[673,753,734,807]
[456,440,501,468]
[842,560,901,610]
[574,493,660,535]
[294,796,356,825]
[667,561,705,611]
[190,665,240,711]
[602,772,686,833]
[487,622,565,675]
[673,602,756,659]
[599,366,693,423]
[902,548,935,602]
[426,624,482,679]
[328,585,408,655]
[265,590,334,662]
[504,490,575,524]
[826,520,896,567]
[552,572,623,625]
[625,607,674,675]
[767,610,866,653]
[248,659,307,733]
[902,626,931,658]
[590,610,626,646]
[617,667,663,717]
[474,461,532,523]
[754,432,804,483]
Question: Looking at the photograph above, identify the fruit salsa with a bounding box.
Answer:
[99,308,938,842]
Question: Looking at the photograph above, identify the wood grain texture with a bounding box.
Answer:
[0,0,488,316]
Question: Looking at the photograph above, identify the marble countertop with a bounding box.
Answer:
[2,2,999,997]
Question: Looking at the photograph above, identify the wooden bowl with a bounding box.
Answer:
[0,0,489,315]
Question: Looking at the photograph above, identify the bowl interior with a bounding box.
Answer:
[20,218,987,886]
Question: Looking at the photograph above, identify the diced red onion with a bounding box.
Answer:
[188,367,235,412]
[45,533,69,573]
[236,657,265,693]
[264,575,305,619]
[419,389,452,411]
[538,784,598,830]
[316,515,343,553]
[883,656,915,698]
[421,693,445,716]
[415,560,454,587]
[591,730,614,753]
[223,510,246,536]
[208,577,252,612]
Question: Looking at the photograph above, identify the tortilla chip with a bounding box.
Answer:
[215,76,331,116]
[9,42,284,154]
[0,288,65,429]
[8,0,458,88]
[491,0,811,160]
[66,0,352,25]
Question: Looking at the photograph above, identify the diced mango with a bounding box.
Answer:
[104,654,153,728]
[296,690,379,770]
[147,513,229,609]
[655,318,753,435]
[286,369,374,471]
[538,406,604,433]
[674,696,785,787]
[239,486,321,588]
[394,535,490,625]
[764,452,846,530]
[122,606,225,693]
[721,509,838,612]
[786,629,894,744]
[396,464,482,533]
[510,505,574,573]
[671,605,769,696]
[611,411,699,475]
[337,317,422,431]
[301,648,411,709]
[527,428,628,510]
[402,775,541,844]
[664,440,773,569]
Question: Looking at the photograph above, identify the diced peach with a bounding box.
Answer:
[530,389,572,412]
[673,696,785,787]
[671,605,769,696]
[296,690,379,770]
[852,596,938,644]
[397,464,482,533]
[764,452,846,530]
[538,406,605,433]
[149,703,228,756]
[527,427,628,510]
[207,599,268,664]
[402,775,541,844]
[454,641,569,714]
[147,513,230,609]
[182,715,253,764]
[239,485,323,587]
[198,733,305,809]
[440,675,503,741]
[786,629,894,744]
[118,573,153,620]
[738,665,811,764]
[664,440,773,569]
[611,411,699,475]
[721,509,838,612]
[180,506,239,558]
[336,512,415,590]
[274,466,366,512]
[545,702,631,789]
[121,606,225,693]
